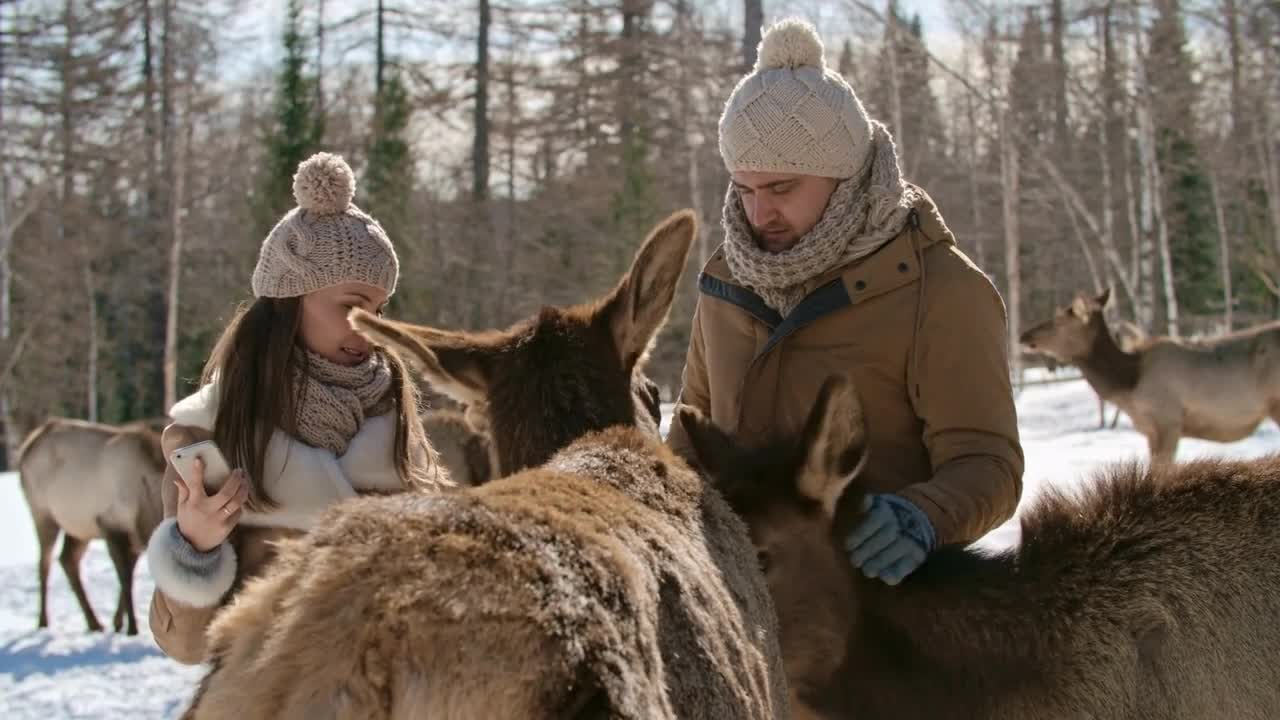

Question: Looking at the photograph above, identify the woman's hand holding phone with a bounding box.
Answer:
[169,442,251,552]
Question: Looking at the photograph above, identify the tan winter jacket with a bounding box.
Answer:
[667,189,1024,545]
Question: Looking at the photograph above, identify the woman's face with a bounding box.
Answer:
[298,282,390,365]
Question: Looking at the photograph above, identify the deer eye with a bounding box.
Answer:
[756,548,772,574]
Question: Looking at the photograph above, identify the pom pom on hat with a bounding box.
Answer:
[292,152,356,215]
[755,18,825,71]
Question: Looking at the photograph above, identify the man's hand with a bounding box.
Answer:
[845,494,936,585]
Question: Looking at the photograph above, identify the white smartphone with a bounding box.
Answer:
[169,440,234,494]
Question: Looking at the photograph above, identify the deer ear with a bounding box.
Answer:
[349,309,491,407]
[798,376,869,518]
[605,210,697,371]
[1097,287,1113,308]
[676,406,735,476]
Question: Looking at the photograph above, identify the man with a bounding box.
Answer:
[666,18,1023,585]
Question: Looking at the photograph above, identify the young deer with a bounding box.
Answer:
[180,210,789,720]
[681,375,1280,719]
[1021,288,1280,464]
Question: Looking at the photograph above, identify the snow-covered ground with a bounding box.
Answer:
[2,376,1278,717]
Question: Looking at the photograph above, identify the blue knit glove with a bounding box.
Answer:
[844,494,936,585]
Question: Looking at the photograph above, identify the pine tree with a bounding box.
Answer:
[254,0,324,236]
[1009,7,1049,148]
[1147,0,1217,317]
[365,64,418,314]
[864,3,946,179]
[364,0,413,245]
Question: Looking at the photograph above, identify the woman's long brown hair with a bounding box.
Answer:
[201,297,438,511]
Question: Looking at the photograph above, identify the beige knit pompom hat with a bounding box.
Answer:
[718,18,873,179]
[251,152,400,298]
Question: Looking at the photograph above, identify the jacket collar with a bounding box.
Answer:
[697,186,955,359]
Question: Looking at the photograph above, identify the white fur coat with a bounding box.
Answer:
[168,383,406,531]
[147,383,413,608]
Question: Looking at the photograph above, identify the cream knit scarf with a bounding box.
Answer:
[294,348,395,455]
[722,121,919,317]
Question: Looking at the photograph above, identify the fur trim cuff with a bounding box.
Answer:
[146,518,237,608]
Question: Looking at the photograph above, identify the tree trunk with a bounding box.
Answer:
[496,55,516,319]
[315,0,326,119]
[164,111,189,412]
[675,0,709,267]
[156,0,176,414]
[964,54,985,270]
[1000,110,1021,383]
[1208,169,1233,329]
[885,2,904,151]
[742,0,762,71]
[473,0,490,201]
[1133,35,1178,337]
[60,0,98,420]
[1260,39,1280,267]
[1124,127,1154,329]
[1050,0,1068,150]
[85,263,98,422]
[618,0,646,141]
[0,17,15,464]
[1225,0,1242,136]
[142,0,158,247]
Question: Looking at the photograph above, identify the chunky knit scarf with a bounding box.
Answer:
[293,348,395,455]
[722,121,919,317]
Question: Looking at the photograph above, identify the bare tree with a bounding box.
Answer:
[473,0,490,201]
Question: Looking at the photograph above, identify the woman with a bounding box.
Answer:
[146,152,447,664]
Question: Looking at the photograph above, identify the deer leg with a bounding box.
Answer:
[1098,395,1106,430]
[1146,426,1180,468]
[59,535,103,632]
[31,512,60,630]
[1109,406,1122,429]
[101,524,139,635]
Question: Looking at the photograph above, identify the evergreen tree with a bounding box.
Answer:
[1009,7,1049,147]
[364,3,413,251]
[254,0,324,236]
[1147,0,1217,316]
[365,71,412,240]
[610,127,658,274]
[864,3,946,178]
[366,65,419,314]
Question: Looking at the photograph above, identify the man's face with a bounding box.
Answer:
[731,171,840,253]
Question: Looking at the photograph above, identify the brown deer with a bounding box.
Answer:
[679,375,1280,719]
[179,210,789,720]
[1020,288,1280,464]
[1096,319,1146,429]
[18,418,168,635]
[421,378,659,487]
[422,408,496,486]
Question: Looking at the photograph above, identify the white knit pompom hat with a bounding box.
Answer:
[718,18,873,179]
[251,152,400,298]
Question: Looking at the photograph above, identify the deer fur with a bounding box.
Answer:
[422,408,496,487]
[18,418,167,635]
[422,377,660,488]
[1021,288,1280,464]
[679,375,1280,719]
[180,209,789,720]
